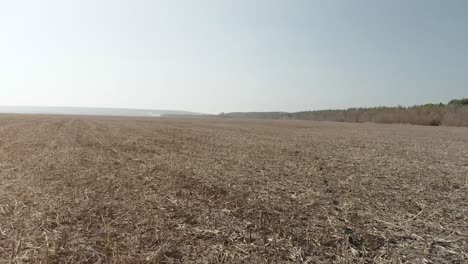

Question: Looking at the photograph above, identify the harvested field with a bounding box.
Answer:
[0,115,467,263]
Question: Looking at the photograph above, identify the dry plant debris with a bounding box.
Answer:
[0,115,467,263]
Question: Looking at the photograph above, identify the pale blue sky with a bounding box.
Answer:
[0,0,467,113]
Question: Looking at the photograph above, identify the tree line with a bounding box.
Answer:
[220,99,468,127]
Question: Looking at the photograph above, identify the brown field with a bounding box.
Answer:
[0,115,467,263]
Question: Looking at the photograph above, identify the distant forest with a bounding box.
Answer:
[220,99,468,127]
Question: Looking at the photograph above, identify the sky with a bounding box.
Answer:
[0,0,467,114]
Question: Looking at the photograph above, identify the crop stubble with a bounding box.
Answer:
[0,115,467,263]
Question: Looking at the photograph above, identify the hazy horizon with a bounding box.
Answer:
[1,0,467,114]
[0,105,203,117]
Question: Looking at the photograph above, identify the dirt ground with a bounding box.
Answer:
[0,115,466,263]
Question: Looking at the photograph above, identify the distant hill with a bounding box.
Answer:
[220,99,468,127]
[0,106,204,117]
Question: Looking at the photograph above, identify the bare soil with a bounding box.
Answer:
[0,115,467,263]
